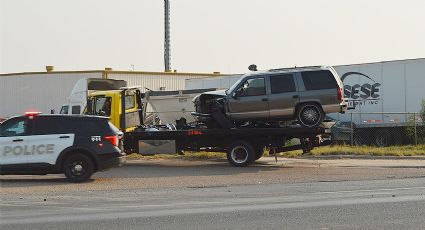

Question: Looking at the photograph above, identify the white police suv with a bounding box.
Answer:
[0,112,124,182]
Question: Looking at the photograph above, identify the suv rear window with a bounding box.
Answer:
[270,74,296,94]
[301,70,338,90]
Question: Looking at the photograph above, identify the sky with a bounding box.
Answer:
[1,0,424,74]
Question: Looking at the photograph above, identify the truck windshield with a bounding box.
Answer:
[93,97,112,116]
[60,105,69,114]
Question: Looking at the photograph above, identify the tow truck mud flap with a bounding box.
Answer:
[138,140,176,155]
[211,109,234,129]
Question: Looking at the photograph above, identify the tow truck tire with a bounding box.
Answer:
[63,153,94,183]
[254,146,264,161]
[297,103,324,128]
[227,141,255,167]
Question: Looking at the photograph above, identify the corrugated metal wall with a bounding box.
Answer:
[106,72,221,92]
[185,74,243,90]
[0,72,102,117]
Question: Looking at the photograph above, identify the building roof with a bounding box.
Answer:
[0,69,227,77]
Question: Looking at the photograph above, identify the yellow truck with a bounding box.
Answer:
[86,88,144,132]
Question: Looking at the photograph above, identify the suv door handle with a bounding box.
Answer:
[262,98,268,102]
[59,135,70,139]
[13,139,23,142]
[292,95,299,99]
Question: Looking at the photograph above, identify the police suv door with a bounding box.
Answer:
[0,117,30,165]
[26,116,74,165]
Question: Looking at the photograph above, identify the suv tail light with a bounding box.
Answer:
[337,87,343,102]
[104,135,119,146]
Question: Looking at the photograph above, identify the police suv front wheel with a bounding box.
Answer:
[63,153,94,182]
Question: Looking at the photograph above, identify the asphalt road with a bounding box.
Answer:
[1,157,425,229]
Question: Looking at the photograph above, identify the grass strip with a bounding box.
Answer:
[126,145,425,160]
[282,145,425,157]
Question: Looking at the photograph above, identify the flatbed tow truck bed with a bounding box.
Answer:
[124,125,331,167]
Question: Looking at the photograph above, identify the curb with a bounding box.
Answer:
[292,155,425,160]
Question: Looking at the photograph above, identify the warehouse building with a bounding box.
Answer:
[0,67,226,118]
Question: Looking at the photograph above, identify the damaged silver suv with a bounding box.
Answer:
[193,66,347,128]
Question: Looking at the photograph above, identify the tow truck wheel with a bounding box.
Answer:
[63,153,94,183]
[297,103,324,128]
[254,146,264,161]
[227,141,255,167]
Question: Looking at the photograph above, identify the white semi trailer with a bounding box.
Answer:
[330,58,425,146]
[186,58,425,146]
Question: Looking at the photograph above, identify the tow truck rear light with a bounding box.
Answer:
[187,130,203,136]
[104,135,119,146]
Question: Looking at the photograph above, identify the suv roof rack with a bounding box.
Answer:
[268,65,324,72]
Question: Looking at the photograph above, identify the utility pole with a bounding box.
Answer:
[164,0,171,72]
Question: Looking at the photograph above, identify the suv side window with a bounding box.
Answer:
[63,119,108,135]
[301,70,338,90]
[237,77,266,97]
[270,74,296,94]
[0,117,28,137]
[32,117,66,135]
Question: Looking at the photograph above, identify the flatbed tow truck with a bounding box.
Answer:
[124,125,331,167]
[86,87,332,167]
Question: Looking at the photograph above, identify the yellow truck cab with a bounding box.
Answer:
[86,88,144,132]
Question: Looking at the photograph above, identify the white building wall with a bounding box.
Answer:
[107,72,223,92]
[0,72,102,118]
[185,74,242,90]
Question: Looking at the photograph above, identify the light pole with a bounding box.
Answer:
[164,0,171,72]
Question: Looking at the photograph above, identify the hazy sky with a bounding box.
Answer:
[1,0,424,74]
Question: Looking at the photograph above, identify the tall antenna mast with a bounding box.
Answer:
[164,0,171,71]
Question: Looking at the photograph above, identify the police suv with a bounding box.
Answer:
[0,112,124,182]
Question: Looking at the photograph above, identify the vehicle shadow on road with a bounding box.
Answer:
[97,159,289,178]
[0,177,96,187]
[0,159,291,185]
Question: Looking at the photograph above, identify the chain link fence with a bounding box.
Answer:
[331,112,424,147]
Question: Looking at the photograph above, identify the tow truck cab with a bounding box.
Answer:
[86,88,144,132]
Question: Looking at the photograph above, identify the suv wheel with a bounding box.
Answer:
[63,153,94,182]
[297,103,324,128]
[227,141,255,167]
